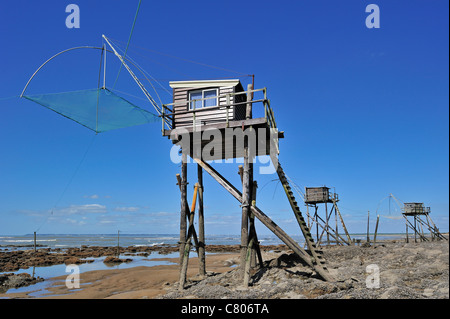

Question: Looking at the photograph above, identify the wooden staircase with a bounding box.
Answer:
[274,161,329,274]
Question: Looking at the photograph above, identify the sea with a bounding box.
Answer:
[0,233,406,251]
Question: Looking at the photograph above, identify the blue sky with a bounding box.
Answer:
[0,0,448,236]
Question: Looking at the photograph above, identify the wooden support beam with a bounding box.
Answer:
[179,153,188,267]
[193,157,334,282]
[332,200,352,244]
[239,167,263,269]
[325,202,329,245]
[374,215,380,243]
[250,181,263,268]
[313,212,348,246]
[405,219,409,243]
[242,85,255,284]
[197,164,206,277]
[240,147,252,279]
[176,174,200,251]
[403,215,428,242]
[246,83,253,120]
[318,205,336,246]
[244,181,263,286]
[179,183,199,289]
[414,216,417,243]
[315,206,319,243]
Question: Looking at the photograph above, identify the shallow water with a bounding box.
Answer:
[1,251,179,298]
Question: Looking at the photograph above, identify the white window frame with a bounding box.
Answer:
[189,88,218,110]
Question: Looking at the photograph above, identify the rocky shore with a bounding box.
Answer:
[0,243,284,294]
[159,240,449,299]
[1,239,448,299]
[0,273,44,294]
[0,244,285,272]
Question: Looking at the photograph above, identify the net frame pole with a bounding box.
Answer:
[20,46,104,98]
[103,44,107,89]
[102,35,162,116]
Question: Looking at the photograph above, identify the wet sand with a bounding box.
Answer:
[1,253,240,299]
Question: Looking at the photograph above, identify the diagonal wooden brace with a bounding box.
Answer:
[193,158,334,282]
[179,182,199,288]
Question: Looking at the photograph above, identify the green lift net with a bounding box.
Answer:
[23,87,159,133]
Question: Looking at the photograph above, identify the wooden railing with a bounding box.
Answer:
[160,87,278,134]
[262,88,277,131]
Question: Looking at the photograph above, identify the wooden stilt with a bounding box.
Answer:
[374,215,380,243]
[334,205,338,243]
[403,215,428,242]
[243,233,255,287]
[240,147,251,278]
[250,181,263,268]
[179,152,188,267]
[179,183,199,289]
[244,181,262,286]
[406,218,409,243]
[333,200,352,244]
[318,206,334,245]
[414,216,417,243]
[238,167,263,271]
[241,85,254,280]
[117,230,120,258]
[176,174,200,250]
[419,217,425,241]
[325,202,329,245]
[197,164,206,277]
[315,205,319,243]
[307,205,310,230]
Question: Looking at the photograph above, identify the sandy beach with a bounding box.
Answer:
[1,238,448,299]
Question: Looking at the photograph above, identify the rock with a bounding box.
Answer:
[276,281,288,289]
[284,291,306,299]
[423,288,434,297]
[103,256,132,264]
[0,273,44,293]
[64,257,82,265]
[223,258,238,267]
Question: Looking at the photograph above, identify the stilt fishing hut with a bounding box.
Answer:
[304,187,351,246]
[402,203,447,243]
[18,33,335,287]
[161,79,334,287]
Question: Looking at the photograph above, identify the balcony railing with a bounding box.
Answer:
[160,87,277,134]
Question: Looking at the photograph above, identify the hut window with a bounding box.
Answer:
[189,89,218,109]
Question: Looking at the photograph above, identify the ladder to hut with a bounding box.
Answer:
[273,161,329,271]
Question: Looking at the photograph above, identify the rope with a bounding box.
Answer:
[96,46,105,133]
[112,0,142,89]
[35,134,97,232]
[108,38,168,104]
[108,37,250,76]
[0,95,20,102]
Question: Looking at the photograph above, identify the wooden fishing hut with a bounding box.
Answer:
[160,79,334,288]
[402,203,446,243]
[304,187,352,246]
